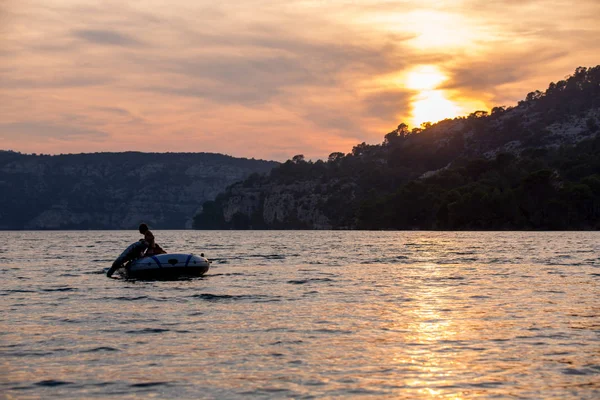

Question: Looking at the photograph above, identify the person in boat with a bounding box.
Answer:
[138,223,166,256]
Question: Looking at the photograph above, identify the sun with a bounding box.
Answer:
[411,91,461,127]
[369,64,488,127]
[405,65,448,91]
[404,65,460,126]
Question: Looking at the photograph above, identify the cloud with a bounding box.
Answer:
[363,90,413,123]
[144,84,275,106]
[0,75,113,89]
[133,27,410,107]
[303,106,359,133]
[444,49,569,91]
[72,29,143,47]
[95,107,132,116]
[0,121,108,140]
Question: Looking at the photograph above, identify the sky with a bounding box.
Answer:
[1,0,599,161]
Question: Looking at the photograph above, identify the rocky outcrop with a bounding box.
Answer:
[0,151,277,229]
[217,182,333,229]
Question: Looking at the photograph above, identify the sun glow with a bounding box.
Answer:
[360,10,483,51]
[404,65,462,126]
[406,65,448,91]
[403,10,479,50]
[372,64,489,127]
[411,91,461,126]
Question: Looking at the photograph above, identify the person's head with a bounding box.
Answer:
[138,223,149,234]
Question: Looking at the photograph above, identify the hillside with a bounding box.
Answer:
[0,152,277,229]
[193,66,600,230]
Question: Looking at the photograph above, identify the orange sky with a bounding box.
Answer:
[1,0,599,160]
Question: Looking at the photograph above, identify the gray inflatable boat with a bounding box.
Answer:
[107,241,210,279]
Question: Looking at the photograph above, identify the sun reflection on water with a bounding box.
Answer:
[374,259,476,397]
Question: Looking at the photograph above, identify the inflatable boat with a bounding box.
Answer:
[107,241,210,279]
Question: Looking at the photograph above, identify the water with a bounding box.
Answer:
[1,231,599,399]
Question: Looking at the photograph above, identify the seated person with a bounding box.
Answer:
[138,223,167,256]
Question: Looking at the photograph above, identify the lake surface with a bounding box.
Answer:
[1,231,599,399]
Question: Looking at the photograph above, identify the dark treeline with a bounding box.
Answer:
[357,139,600,230]
[0,150,272,167]
[194,66,600,230]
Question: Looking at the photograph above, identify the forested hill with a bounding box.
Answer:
[194,66,600,230]
[0,152,277,229]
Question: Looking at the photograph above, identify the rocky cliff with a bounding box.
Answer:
[0,152,277,229]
